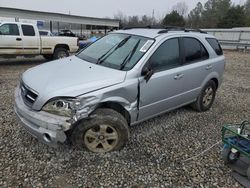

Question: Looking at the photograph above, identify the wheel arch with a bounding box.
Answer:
[54,44,70,52]
[95,102,131,125]
[201,72,220,90]
[211,77,219,89]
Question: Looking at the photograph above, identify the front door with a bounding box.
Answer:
[138,38,185,121]
[0,23,23,55]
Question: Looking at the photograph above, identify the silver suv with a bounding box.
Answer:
[15,27,225,153]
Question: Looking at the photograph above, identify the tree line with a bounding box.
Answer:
[114,0,250,29]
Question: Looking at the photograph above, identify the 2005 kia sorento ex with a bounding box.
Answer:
[14,27,225,153]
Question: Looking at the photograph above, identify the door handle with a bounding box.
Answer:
[16,38,22,41]
[174,73,184,80]
[206,65,212,70]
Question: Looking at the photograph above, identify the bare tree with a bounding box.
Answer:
[172,1,189,16]
[113,11,128,27]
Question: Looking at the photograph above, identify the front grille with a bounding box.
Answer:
[20,82,38,107]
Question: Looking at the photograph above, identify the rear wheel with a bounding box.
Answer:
[191,80,216,112]
[53,47,69,59]
[71,108,129,153]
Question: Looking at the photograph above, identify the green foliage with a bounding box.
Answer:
[115,0,250,29]
[162,11,185,27]
[201,0,231,28]
[245,0,250,13]
[245,0,250,26]
[187,2,204,28]
[218,5,246,28]
[188,0,249,28]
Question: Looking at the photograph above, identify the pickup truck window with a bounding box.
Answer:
[77,34,154,71]
[21,25,35,36]
[0,24,19,36]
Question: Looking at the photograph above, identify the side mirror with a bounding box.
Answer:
[141,66,154,83]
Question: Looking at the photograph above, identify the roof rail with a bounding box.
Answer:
[121,25,207,34]
[122,25,164,30]
[158,28,207,34]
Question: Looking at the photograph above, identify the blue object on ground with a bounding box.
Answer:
[79,36,98,49]
[225,136,250,153]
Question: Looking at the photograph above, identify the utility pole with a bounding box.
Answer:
[152,9,155,25]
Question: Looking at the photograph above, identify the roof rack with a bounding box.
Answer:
[121,25,207,34]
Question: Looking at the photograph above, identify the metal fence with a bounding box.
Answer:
[203,28,250,51]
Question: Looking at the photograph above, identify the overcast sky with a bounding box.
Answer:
[0,0,246,19]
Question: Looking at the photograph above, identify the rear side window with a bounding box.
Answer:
[183,37,209,64]
[0,24,19,36]
[21,25,35,36]
[206,38,223,56]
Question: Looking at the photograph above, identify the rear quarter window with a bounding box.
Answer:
[21,25,35,36]
[206,38,223,56]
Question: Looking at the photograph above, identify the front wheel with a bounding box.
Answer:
[53,47,69,59]
[191,80,216,112]
[71,108,129,153]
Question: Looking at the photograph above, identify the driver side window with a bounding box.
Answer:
[148,38,180,72]
[0,24,20,36]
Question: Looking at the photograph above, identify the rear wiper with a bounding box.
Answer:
[120,40,141,70]
[96,36,131,64]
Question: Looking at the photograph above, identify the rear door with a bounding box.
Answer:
[177,37,211,103]
[21,24,40,54]
[0,23,23,55]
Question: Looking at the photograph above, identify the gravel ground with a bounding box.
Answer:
[0,52,249,188]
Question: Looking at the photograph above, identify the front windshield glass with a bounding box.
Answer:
[76,33,154,71]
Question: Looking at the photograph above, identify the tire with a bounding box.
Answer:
[43,54,53,61]
[191,80,217,112]
[222,147,240,164]
[71,108,129,153]
[53,47,69,60]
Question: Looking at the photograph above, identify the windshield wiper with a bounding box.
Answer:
[120,40,141,70]
[96,36,131,65]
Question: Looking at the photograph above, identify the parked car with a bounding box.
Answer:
[14,27,225,153]
[59,29,76,37]
[0,22,79,60]
[39,30,53,36]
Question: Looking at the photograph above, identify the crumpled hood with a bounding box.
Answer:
[22,56,126,109]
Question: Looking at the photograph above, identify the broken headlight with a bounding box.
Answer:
[42,98,80,117]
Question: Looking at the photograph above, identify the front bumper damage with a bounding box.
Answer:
[14,88,71,147]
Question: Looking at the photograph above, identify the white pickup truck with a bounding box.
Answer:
[0,22,79,60]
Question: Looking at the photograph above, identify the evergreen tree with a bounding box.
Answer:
[218,5,246,28]
[202,0,231,28]
[162,11,185,27]
[245,0,250,26]
[188,2,204,28]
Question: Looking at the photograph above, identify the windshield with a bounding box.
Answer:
[76,33,154,71]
